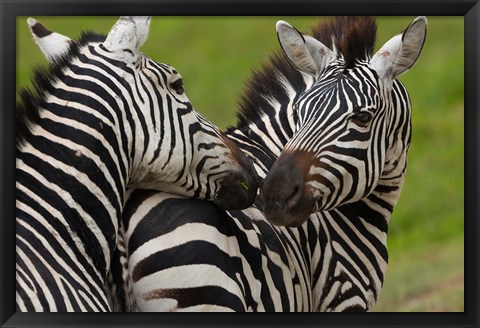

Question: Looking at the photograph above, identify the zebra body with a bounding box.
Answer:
[116,16,427,311]
[16,16,258,312]
[123,189,389,311]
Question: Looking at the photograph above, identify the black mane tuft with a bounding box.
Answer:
[16,31,106,149]
[231,52,305,132]
[311,16,377,69]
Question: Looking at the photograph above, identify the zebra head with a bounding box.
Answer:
[261,17,427,226]
[26,16,259,210]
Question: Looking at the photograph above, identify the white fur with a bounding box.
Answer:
[370,16,427,80]
[103,16,151,63]
[276,20,335,77]
[27,17,73,63]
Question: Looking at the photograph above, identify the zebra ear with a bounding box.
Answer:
[27,17,74,63]
[276,20,335,77]
[103,16,151,57]
[371,16,427,81]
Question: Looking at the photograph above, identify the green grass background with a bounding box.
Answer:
[16,16,464,312]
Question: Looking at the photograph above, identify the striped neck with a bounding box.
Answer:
[16,82,130,279]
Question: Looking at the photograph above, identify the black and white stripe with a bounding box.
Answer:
[112,16,427,312]
[16,16,258,312]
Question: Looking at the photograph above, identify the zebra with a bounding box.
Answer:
[16,16,259,312]
[114,16,427,311]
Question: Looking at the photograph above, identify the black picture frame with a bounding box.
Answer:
[1,0,478,327]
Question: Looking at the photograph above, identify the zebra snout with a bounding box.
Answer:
[213,169,259,211]
[260,151,316,226]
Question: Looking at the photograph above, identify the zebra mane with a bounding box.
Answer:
[232,17,377,131]
[230,51,305,132]
[16,31,106,149]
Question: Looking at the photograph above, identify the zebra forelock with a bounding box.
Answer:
[311,16,377,69]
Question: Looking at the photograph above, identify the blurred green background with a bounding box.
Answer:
[16,16,464,312]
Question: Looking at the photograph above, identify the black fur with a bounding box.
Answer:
[230,52,305,133]
[311,16,377,69]
[31,22,53,38]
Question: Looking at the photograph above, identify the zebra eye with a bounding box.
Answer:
[170,79,184,95]
[351,111,373,127]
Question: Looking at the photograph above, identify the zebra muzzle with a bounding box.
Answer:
[213,169,260,210]
[260,151,317,226]
[212,135,261,210]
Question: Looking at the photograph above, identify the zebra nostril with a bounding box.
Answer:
[285,184,302,211]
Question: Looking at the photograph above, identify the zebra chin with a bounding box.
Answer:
[262,198,317,227]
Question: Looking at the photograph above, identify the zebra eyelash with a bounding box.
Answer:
[350,111,373,128]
